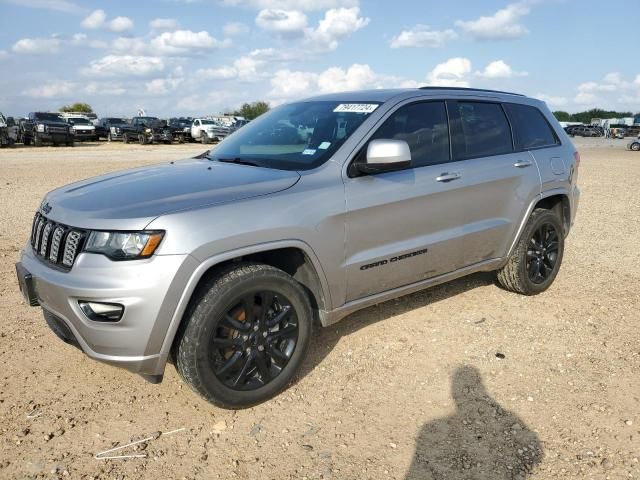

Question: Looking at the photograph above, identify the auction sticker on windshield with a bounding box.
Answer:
[333,104,379,114]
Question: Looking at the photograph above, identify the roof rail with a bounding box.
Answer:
[417,86,525,97]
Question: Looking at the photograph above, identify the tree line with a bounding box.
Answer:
[553,108,639,124]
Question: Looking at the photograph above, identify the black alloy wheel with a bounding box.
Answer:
[526,223,559,284]
[211,290,298,391]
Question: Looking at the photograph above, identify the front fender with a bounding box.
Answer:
[152,239,332,372]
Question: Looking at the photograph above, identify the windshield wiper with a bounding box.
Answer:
[216,157,262,167]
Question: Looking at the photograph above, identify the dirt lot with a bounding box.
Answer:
[0,138,638,479]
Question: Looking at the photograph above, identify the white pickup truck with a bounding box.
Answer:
[61,114,96,141]
[190,118,230,144]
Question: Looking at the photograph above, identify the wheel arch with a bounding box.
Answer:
[505,189,571,261]
[159,240,332,363]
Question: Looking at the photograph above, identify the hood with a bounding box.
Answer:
[37,119,68,127]
[43,158,301,230]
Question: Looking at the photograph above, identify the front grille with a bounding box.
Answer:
[30,213,86,270]
[49,126,68,134]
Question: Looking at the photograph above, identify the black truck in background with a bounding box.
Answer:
[120,116,186,144]
[22,112,74,147]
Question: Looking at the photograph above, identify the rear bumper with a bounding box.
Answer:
[18,245,198,378]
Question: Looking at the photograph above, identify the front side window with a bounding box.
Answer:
[369,101,450,167]
[504,103,559,150]
[452,102,513,159]
[210,101,379,170]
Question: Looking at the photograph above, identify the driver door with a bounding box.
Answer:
[343,100,469,302]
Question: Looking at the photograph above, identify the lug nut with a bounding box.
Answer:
[246,348,252,354]
[257,345,264,352]
[242,335,249,341]
[253,325,259,331]
[262,331,268,338]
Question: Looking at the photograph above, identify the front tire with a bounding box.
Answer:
[123,134,130,144]
[631,143,640,151]
[33,132,42,147]
[174,263,313,409]
[201,132,209,144]
[496,208,564,295]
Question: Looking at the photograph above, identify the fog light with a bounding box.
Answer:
[79,301,124,322]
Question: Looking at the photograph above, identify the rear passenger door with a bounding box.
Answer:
[447,100,542,267]
[503,103,565,193]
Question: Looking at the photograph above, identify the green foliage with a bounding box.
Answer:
[230,101,270,120]
[59,103,93,113]
[554,108,633,123]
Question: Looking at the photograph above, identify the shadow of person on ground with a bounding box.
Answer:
[406,366,543,480]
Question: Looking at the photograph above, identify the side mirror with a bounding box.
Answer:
[357,139,411,174]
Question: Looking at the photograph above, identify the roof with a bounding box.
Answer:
[301,87,528,104]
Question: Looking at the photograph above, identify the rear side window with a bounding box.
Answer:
[452,102,513,159]
[505,103,559,150]
[370,101,450,167]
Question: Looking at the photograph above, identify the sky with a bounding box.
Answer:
[0,0,638,118]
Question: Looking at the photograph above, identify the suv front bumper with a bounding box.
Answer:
[17,245,198,379]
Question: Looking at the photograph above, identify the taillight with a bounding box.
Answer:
[574,151,580,167]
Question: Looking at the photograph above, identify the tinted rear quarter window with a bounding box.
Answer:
[504,103,559,150]
[451,102,513,159]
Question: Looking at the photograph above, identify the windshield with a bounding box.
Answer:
[200,120,218,125]
[209,101,380,170]
[67,117,91,125]
[35,113,63,121]
[107,118,126,123]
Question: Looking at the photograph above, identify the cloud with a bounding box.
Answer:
[390,25,458,49]
[71,32,108,48]
[23,80,73,98]
[150,30,230,55]
[109,16,134,32]
[570,72,640,108]
[305,6,369,51]
[0,50,8,60]
[81,9,106,29]
[2,0,82,13]
[455,2,530,40]
[149,18,181,31]
[268,63,389,102]
[146,77,184,95]
[223,21,250,36]
[84,82,127,96]
[81,9,133,32]
[536,94,568,108]
[474,60,527,79]
[255,9,308,35]
[222,0,358,11]
[12,37,60,54]
[196,66,238,80]
[83,55,166,77]
[427,57,472,87]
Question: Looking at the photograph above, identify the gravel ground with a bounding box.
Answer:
[0,138,638,479]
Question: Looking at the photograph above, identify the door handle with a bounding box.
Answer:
[436,172,462,182]
[513,160,533,168]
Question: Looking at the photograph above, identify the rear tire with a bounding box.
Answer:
[174,263,313,409]
[496,208,564,295]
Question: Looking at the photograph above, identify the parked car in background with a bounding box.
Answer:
[572,126,601,137]
[191,118,229,144]
[16,87,580,408]
[169,117,193,142]
[62,115,96,141]
[0,112,15,147]
[611,127,626,139]
[627,137,640,151]
[120,116,174,144]
[22,112,74,146]
[95,117,129,141]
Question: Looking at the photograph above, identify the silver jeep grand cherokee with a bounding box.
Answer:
[16,87,580,408]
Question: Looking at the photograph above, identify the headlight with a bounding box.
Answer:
[37,124,46,133]
[145,128,151,133]
[84,230,164,260]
